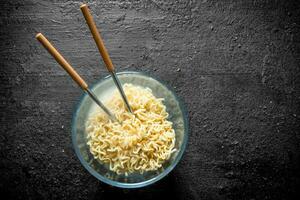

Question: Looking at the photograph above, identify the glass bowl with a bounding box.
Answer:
[72,71,188,188]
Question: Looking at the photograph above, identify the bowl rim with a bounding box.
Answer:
[71,71,189,188]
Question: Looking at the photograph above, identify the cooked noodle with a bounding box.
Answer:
[86,84,176,175]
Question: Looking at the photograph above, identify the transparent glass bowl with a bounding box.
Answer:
[72,71,188,188]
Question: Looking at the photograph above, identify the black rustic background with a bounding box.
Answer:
[1,0,300,199]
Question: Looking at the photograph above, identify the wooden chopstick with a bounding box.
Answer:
[36,33,88,90]
[80,4,115,72]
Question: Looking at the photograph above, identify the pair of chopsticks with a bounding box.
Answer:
[36,4,132,123]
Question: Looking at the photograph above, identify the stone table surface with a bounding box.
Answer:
[0,0,299,199]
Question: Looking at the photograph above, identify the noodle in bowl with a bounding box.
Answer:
[86,84,177,175]
[72,72,188,188]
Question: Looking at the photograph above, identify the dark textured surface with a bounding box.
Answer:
[1,0,300,199]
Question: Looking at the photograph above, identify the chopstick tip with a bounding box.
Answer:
[35,33,43,39]
[80,4,87,9]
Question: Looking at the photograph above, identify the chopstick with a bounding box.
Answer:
[36,33,119,123]
[80,4,133,113]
